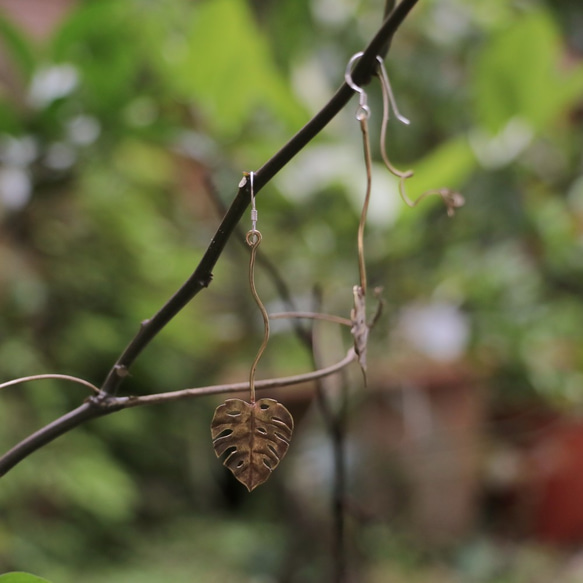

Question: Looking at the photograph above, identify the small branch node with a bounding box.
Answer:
[114,365,129,378]
[87,392,128,411]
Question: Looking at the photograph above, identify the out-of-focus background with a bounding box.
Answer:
[0,0,582,581]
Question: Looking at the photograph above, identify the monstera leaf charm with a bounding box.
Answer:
[211,398,294,491]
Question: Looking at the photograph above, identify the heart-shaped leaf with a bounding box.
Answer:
[210,398,294,491]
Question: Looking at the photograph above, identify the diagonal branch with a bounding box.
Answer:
[111,348,355,408]
[0,0,420,477]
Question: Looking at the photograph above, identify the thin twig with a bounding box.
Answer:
[109,349,356,407]
[0,374,100,394]
[270,312,352,327]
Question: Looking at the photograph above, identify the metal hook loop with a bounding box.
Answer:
[246,229,262,247]
[345,51,370,120]
[345,51,365,93]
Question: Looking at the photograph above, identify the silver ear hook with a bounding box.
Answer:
[376,56,410,125]
[248,171,258,232]
[345,52,371,121]
[240,171,260,244]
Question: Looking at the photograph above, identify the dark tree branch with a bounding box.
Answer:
[0,0,420,477]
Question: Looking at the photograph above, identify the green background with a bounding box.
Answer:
[0,0,582,581]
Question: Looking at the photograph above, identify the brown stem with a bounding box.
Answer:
[0,374,100,394]
[270,312,352,327]
[0,350,356,476]
[111,349,355,408]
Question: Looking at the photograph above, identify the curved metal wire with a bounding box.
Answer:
[245,172,270,403]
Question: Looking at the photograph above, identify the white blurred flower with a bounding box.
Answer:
[399,301,469,361]
[0,167,32,210]
[67,115,101,146]
[28,64,79,108]
[44,142,77,170]
[0,135,38,165]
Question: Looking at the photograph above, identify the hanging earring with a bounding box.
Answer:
[345,53,384,385]
[210,172,294,492]
[376,56,464,217]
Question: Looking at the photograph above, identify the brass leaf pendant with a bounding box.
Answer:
[211,397,294,491]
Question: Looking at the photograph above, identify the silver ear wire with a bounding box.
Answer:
[248,171,258,233]
[345,52,371,121]
[376,56,410,125]
[241,171,260,244]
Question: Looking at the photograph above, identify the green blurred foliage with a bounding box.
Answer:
[0,0,582,581]
[0,574,51,583]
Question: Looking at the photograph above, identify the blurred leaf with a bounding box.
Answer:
[472,9,583,134]
[0,101,22,133]
[0,574,51,583]
[50,1,141,115]
[263,0,313,67]
[113,140,173,187]
[52,435,138,523]
[0,432,138,524]
[0,15,36,79]
[408,135,476,195]
[145,0,306,137]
